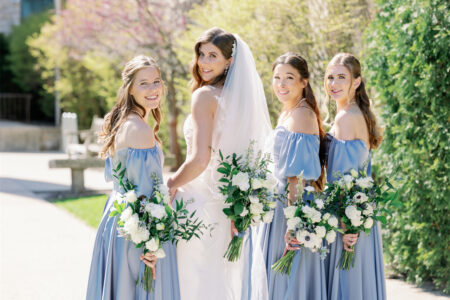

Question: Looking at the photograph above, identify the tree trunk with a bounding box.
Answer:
[167,75,182,170]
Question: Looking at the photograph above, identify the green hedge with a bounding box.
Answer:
[364,0,449,293]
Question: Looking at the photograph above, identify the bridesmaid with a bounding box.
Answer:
[86,56,180,300]
[323,53,385,300]
[259,52,327,300]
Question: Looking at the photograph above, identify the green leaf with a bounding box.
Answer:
[234,202,244,215]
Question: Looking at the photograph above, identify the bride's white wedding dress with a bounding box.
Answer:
[175,34,272,300]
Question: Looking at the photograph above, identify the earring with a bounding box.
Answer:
[224,65,229,76]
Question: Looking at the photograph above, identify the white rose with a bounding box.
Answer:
[262,210,274,223]
[345,205,361,220]
[363,203,374,216]
[304,186,315,193]
[354,192,368,203]
[343,175,354,189]
[328,215,339,228]
[156,223,165,230]
[252,178,265,190]
[249,195,259,203]
[364,217,374,229]
[322,212,331,221]
[145,238,159,252]
[240,207,249,217]
[268,201,277,209]
[315,226,326,238]
[146,203,167,219]
[350,169,359,178]
[356,177,374,189]
[120,206,133,222]
[154,247,166,258]
[351,217,363,227]
[326,230,337,243]
[252,215,261,225]
[250,203,264,215]
[310,211,322,223]
[131,226,150,244]
[301,206,312,214]
[124,190,138,203]
[315,199,324,209]
[232,172,250,191]
[284,206,298,219]
[123,214,139,234]
[286,217,301,231]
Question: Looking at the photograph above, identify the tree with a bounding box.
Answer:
[364,0,449,293]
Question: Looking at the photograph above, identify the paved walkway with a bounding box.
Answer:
[0,152,448,299]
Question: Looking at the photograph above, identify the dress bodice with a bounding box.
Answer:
[273,125,321,183]
[104,146,164,196]
[325,133,371,183]
[183,114,194,158]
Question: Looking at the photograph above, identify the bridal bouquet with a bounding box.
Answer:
[325,169,399,270]
[109,162,207,292]
[272,173,340,275]
[217,142,279,262]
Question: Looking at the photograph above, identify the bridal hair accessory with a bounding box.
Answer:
[231,41,237,58]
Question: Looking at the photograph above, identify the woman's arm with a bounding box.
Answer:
[167,89,217,194]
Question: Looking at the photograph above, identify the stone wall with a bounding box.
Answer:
[0,0,21,35]
[0,121,60,151]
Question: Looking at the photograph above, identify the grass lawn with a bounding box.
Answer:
[54,194,108,228]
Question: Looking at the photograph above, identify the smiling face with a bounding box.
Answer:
[326,64,359,104]
[129,67,162,112]
[197,42,231,83]
[272,63,307,107]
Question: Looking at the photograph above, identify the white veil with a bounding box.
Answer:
[212,34,273,157]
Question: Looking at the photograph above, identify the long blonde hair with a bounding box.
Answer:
[325,53,382,149]
[99,55,164,158]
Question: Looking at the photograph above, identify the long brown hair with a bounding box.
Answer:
[326,53,382,149]
[99,55,164,158]
[272,52,326,190]
[190,27,236,92]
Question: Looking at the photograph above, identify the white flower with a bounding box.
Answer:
[297,230,317,249]
[156,223,165,230]
[363,203,374,216]
[268,201,277,209]
[315,199,324,209]
[146,203,167,219]
[328,215,339,228]
[232,172,250,191]
[286,217,301,231]
[284,206,298,219]
[301,205,312,214]
[326,230,337,243]
[305,186,315,193]
[343,175,354,189]
[350,217,363,227]
[354,192,368,203]
[124,190,138,203]
[131,226,150,244]
[240,207,249,217]
[252,215,261,225]
[250,202,264,215]
[154,247,166,258]
[252,178,265,190]
[262,210,274,223]
[350,169,359,178]
[306,207,321,223]
[123,214,139,234]
[364,217,374,229]
[145,238,159,252]
[356,177,374,189]
[249,195,259,203]
[322,212,331,221]
[120,206,133,222]
[345,205,361,220]
[315,226,326,238]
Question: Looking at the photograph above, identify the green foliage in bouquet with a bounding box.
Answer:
[364,0,449,292]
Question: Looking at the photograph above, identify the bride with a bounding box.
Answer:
[167,27,272,300]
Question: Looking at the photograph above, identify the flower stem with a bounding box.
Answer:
[271,250,297,275]
[224,236,244,262]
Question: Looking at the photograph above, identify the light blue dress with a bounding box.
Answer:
[86,147,180,300]
[324,134,386,300]
[259,126,327,300]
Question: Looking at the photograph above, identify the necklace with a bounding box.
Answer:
[280,98,307,124]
